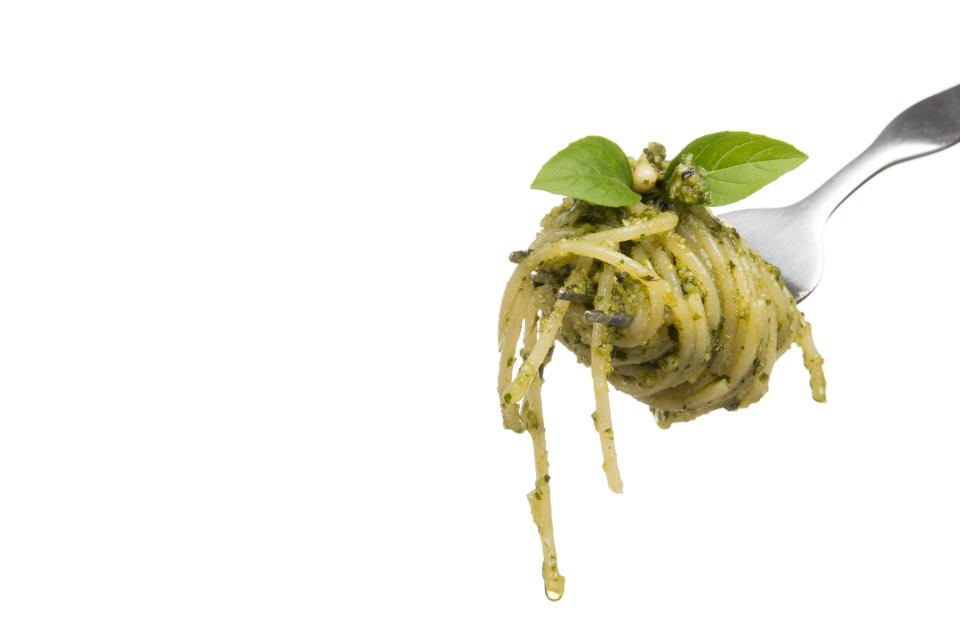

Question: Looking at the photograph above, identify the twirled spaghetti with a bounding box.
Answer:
[497,195,826,600]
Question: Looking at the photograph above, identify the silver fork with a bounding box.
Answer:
[720,83,960,301]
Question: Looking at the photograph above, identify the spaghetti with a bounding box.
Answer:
[498,186,826,600]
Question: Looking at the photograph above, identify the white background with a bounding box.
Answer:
[2,1,959,638]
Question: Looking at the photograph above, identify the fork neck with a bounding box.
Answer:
[794,135,931,224]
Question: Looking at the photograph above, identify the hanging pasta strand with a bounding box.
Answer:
[520,295,565,600]
[502,258,592,406]
[498,280,532,432]
[797,316,827,402]
[588,259,623,493]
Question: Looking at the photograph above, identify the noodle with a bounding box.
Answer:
[497,196,826,600]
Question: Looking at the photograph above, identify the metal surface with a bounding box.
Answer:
[720,83,960,301]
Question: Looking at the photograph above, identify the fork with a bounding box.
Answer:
[720,83,960,301]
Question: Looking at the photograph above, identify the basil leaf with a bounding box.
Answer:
[531,136,642,207]
[666,132,807,206]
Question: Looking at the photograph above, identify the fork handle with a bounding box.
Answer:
[799,83,960,221]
